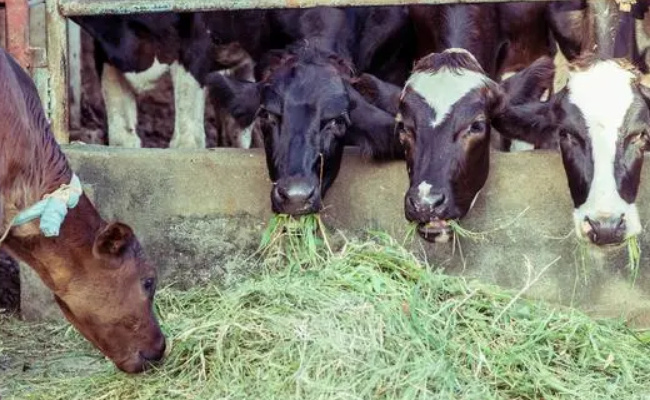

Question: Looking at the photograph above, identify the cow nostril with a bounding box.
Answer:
[285,183,316,202]
[407,195,417,211]
[430,193,445,208]
[273,185,289,201]
[584,216,597,230]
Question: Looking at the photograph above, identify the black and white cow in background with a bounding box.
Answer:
[73,11,282,148]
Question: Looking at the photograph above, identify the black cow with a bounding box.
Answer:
[207,7,411,215]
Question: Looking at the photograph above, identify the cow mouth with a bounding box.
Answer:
[417,219,453,243]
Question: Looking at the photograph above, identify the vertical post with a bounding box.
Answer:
[0,5,6,50]
[5,0,29,69]
[67,19,81,130]
[46,0,69,144]
[29,1,50,112]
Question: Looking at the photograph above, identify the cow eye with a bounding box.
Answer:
[321,113,350,131]
[468,120,486,135]
[630,130,650,148]
[559,129,578,143]
[258,108,278,125]
[142,277,156,298]
[398,125,413,145]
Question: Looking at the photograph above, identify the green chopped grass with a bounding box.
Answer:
[257,213,331,269]
[2,232,650,400]
[448,207,530,243]
[573,235,642,285]
[627,235,641,280]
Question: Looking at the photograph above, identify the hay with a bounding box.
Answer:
[2,232,650,399]
[627,236,641,281]
[257,214,331,269]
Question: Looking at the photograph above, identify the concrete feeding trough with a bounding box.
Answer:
[17,145,650,328]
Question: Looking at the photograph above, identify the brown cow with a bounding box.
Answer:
[0,47,165,373]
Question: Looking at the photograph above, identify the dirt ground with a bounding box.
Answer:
[70,30,221,148]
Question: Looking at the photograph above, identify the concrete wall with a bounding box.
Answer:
[19,145,650,327]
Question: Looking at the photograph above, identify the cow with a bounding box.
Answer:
[72,11,280,148]
[498,55,649,245]
[350,3,575,242]
[206,7,412,215]
[0,47,165,373]
[505,1,650,246]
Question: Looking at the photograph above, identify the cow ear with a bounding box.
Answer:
[491,56,558,147]
[346,84,403,160]
[205,72,261,128]
[93,222,135,263]
[500,56,555,105]
[351,73,402,115]
[491,97,561,147]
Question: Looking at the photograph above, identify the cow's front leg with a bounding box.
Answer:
[101,64,142,148]
[169,62,206,149]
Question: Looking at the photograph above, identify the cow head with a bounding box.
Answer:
[395,49,554,242]
[530,57,650,245]
[207,46,398,215]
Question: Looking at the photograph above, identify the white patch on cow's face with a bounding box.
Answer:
[406,67,487,129]
[417,181,432,199]
[123,57,169,94]
[567,60,641,239]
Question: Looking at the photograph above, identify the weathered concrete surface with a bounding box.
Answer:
[18,145,650,327]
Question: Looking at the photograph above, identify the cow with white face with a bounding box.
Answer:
[528,57,650,245]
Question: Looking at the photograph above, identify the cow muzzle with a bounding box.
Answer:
[580,213,626,246]
[404,187,454,243]
[271,177,321,215]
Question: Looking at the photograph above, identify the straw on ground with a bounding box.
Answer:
[2,231,650,400]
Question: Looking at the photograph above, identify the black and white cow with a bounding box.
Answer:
[352,3,571,242]
[398,50,554,242]
[501,56,649,245]
[73,11,280,148]
[517,1,650,245]
[207,7,411,215]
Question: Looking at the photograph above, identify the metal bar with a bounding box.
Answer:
[46,0,69,143]
[59,0,555,16]
[5,0,29,69]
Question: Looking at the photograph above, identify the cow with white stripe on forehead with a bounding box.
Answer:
[520,56,650,245]
[397,49,554,242]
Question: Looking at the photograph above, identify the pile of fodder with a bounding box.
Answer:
[258,213,332,269]
[3,232,650,400]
